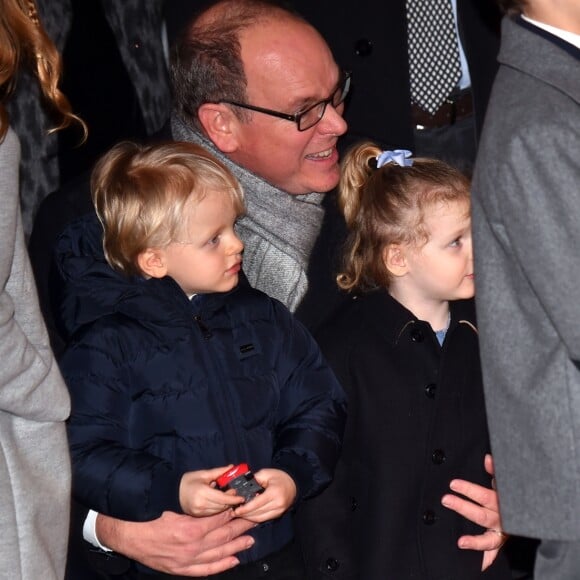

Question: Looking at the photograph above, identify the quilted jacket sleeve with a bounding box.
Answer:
[269,301,347,501]
[60,324,185,522]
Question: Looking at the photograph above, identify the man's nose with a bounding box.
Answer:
[317,102,348,136]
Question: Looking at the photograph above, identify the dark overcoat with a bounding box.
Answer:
[296,290,510,579]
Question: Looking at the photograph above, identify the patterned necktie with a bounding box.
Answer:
[406,0,461,115]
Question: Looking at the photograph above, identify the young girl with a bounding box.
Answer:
[297,144,511,579]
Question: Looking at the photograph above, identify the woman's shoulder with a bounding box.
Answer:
[0,127,20,158]
[0,128,20,198]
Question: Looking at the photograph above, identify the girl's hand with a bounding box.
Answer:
[441,454,508,571]
[179,465,245,517]
[233,468,297,523]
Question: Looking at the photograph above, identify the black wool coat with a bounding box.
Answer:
[296,290,511,579]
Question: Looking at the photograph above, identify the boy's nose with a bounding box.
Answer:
[232,235,244,255]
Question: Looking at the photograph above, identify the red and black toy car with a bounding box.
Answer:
[216,463,265,503]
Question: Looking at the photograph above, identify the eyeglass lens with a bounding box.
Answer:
[299,73,350,131]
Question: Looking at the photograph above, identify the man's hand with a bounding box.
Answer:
[96,510,255,577]
[441,454,507,571]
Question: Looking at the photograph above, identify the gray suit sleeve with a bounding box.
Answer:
[491,119,580,360]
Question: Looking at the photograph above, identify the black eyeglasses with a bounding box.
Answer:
[221,70,351,132]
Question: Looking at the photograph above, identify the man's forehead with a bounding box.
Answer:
[240,16,334,71]
[240,19,339,101]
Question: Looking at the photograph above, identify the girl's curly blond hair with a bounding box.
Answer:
[337,142,470,293]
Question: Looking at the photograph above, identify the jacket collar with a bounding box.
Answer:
[355,289,476,346]
[500,17,580,104]
[55,211,236,337]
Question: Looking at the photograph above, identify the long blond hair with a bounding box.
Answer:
[0,0,85,139]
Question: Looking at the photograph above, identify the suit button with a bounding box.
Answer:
[432,449,446,464]
[423,510,437,525]
[410,328,424,342]
[354,38,373,57]
[351,496,358,511]
[325,558,339,572]
[425,383,437,398]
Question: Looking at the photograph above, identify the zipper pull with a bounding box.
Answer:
[193,315,212,340]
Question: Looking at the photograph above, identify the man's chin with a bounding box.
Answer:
[304,169,341,194]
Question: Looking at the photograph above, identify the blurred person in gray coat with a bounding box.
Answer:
[0,0,85,576]
[471,1,580,578]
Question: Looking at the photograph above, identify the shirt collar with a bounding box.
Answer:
[521,14,580,50]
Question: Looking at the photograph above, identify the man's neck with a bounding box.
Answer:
[523,2,580,37]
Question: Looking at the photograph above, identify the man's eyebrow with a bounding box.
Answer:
[286,73,342,112]
[290,96,319,112]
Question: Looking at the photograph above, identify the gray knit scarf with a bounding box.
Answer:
[171,114,325,311]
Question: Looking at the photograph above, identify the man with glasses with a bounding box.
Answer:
[57,1,349,578]
[31,1,497,577]
[169,0,349,324]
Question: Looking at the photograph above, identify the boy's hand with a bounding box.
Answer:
[233,468,297,523]
[180,465,245,517]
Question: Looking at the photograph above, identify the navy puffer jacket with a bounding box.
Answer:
[56,214,346,564]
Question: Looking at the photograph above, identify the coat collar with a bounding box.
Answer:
[354,289,477,346]
[500,17,580,104]
[55,211,236,336]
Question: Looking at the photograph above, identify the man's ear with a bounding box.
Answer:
[197,103,240,153]
[383,244,409,277]
[137,248,168,279]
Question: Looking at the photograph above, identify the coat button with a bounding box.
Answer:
[354,38,373,57]
[425,383,437,398]
[410,328,424,342]
[325,558,339,572]
[422,510,437,525]
[432,449,446,464]
[350,496,358,511]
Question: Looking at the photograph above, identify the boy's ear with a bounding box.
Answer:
[383,244,409,277]
[137,248,168,279]
[197,103,240,153]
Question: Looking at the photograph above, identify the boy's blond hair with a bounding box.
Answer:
[91,141,245,276]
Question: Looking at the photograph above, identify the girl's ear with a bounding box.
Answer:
[383,244,409,277]
[137,248,168,279]
[197,103,240,153]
